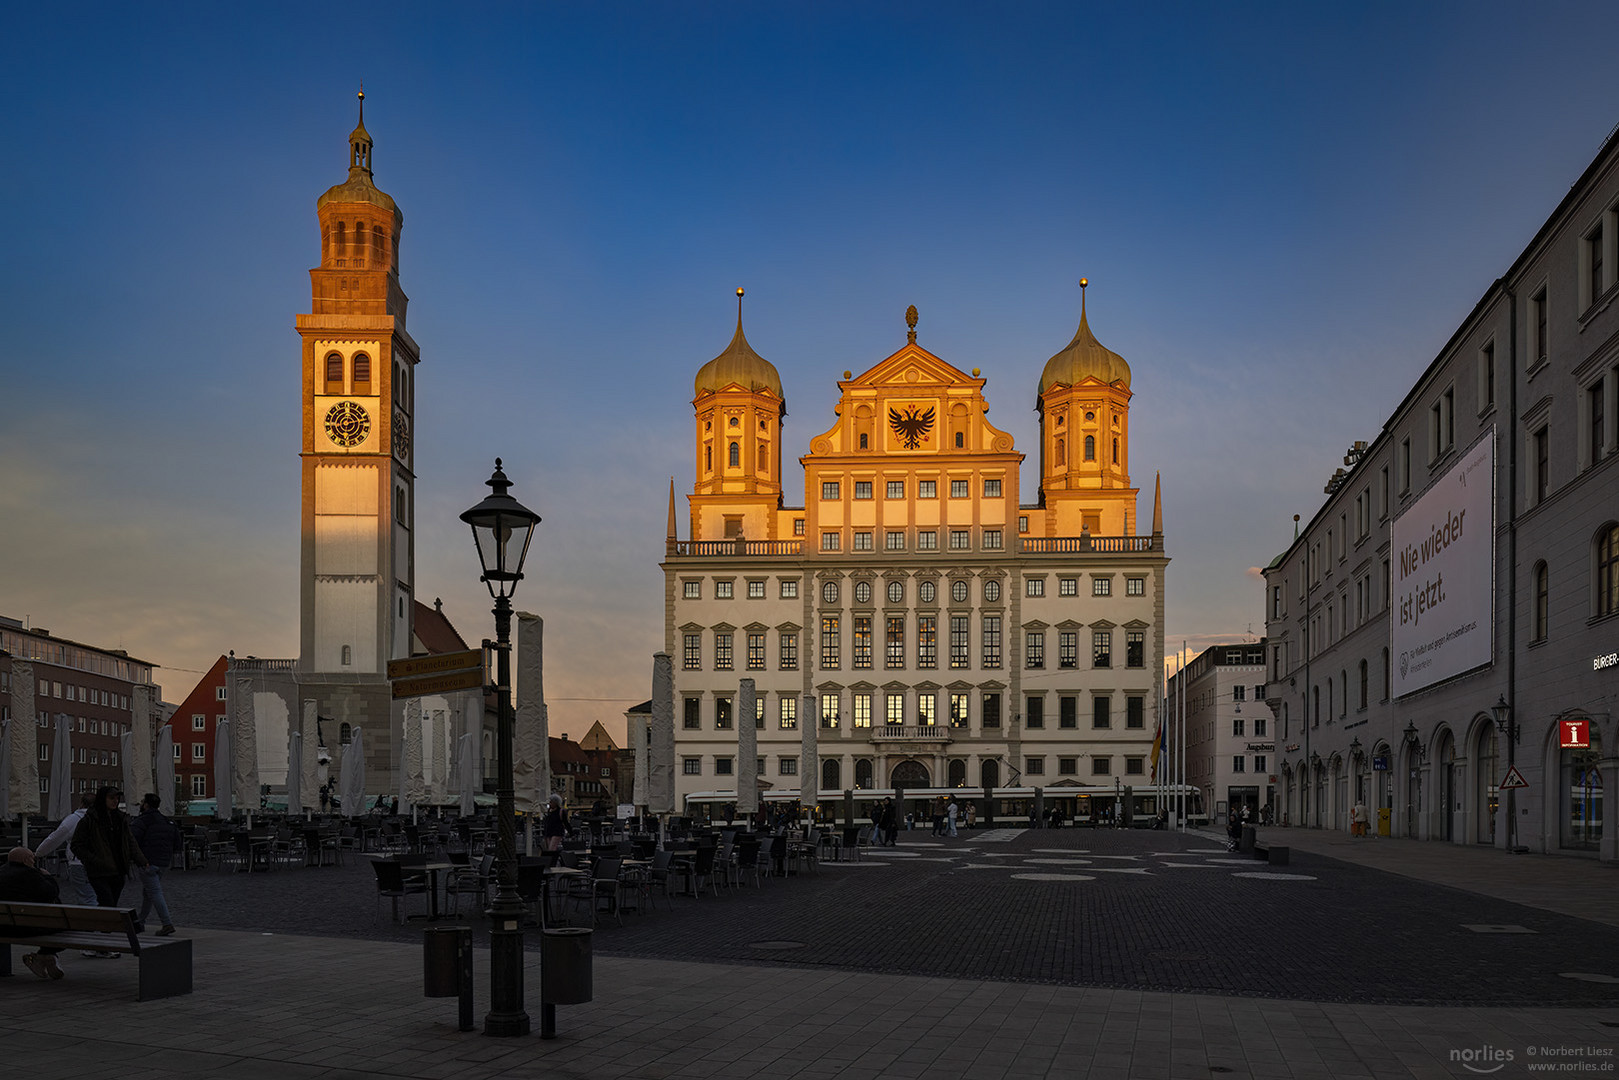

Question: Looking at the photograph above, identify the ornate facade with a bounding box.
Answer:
[663,291,1168,811]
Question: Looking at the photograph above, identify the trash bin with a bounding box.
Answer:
[1239,825,1256,853]
[423,925,474,1031]
[540,927,593,1005]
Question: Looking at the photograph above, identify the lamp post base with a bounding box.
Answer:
[484,920,530,1037]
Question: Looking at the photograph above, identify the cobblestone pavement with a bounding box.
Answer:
[143,826,1619,1008]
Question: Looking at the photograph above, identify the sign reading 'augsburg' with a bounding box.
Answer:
[390,668,486,700]
[387,649,482,681]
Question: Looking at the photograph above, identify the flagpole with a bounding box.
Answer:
[1178,642,1187,832]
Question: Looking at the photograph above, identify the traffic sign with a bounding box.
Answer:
[1559,718,1591,749]
[387,649,482,681]
[1498,766,1529,790]
[391,668,486,700]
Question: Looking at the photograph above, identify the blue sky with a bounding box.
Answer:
[4,4,1616,740]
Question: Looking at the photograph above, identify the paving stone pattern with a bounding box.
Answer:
[151,827,1619,1008]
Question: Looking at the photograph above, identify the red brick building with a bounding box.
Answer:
[165,656,229,804]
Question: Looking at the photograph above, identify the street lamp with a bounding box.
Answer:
[461,459,541,1038]
[1489,695,1522,854]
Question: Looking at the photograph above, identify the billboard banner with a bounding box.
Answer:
[1391,429,1494,698]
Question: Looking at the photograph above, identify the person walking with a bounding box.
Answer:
[32,793,98,905]
[541,793,568,854]
[880,799,898,847]
[130,793,181,936]
[965,803,977,830]
[945,797,959,838]
[71,786,148,911]
[0,847,68,979]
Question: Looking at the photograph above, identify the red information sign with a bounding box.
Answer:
[1560,718,1591,749]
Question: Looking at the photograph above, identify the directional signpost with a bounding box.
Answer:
[388,649,485,700]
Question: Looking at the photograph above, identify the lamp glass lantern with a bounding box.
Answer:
[1491,695,1511,734]
[460,459,541,597]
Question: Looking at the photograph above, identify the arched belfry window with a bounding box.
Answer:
[340,723,352,745]
[353,354,371,391]
[1085,435,1096,461]
[728,441,740,468]
[758,442,768,469]
[325,353,344,392]
[859,433,868,449]
[955,432,964,448]
[334,221,346,261]
[1112,437,1119,464]
[341,645,352,667]
[1055,438,1066,466]
[372,225,385,267]
[705,445,712,471]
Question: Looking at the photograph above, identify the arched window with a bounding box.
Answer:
[341,645,352,667]
[1313,686,1320,726]
[980,758,1000,789]
[325,353,344,391]
[372,225,385,267]
[1055,438,1066,466]
[1381,647,1391,700]
[1339,670,1347,718]
[947,759,966,787]
[391,231,400,270]
[1084,435,1096,461]
[1358,660,1368,709]
[1533,561,1549,642]
[854,758,873,789]
[334,221,346,260]
[339,722,352,745]
[1112,437,1119,463]
[859,433,868,449]
[955,432,964,448]
[705,445,712,471]
[1597,524,1618,617]
[758,442,768,469]
[728,442,739,468]
[822,758,841,792]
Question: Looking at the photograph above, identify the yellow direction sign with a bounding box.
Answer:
[387,650,482,681]
[391,668,486,700]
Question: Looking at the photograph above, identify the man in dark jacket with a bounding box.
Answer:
[130,793,181,936]
[0,847,66,979]
[70,786,148,909]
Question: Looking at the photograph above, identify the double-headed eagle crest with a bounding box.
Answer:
[889,405,935,449]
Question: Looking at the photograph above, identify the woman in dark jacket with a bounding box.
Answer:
[130,793,181,935]
[542,794,568,855]
[70,787,148,908]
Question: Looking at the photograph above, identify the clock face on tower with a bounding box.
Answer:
[324,401,371,447]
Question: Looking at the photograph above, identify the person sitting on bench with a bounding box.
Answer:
[0,847,66,979]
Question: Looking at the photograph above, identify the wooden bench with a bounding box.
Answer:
[1252,842,1290,866]
[0,902,192,1000]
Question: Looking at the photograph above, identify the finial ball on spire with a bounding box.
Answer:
[1079,277,1088,289]
[736,287,745,298]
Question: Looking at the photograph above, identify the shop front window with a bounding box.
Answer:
[1562,728,1603,851]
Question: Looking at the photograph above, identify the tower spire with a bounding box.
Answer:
[1152,471,1163,537]
[666,477,678,544]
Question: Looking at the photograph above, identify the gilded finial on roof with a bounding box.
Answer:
[905,304,918,344]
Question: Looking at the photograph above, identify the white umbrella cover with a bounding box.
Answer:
[286,729,303,816]
[457,732,476,817]
[120,730,140,808]
[214,719,234,819]
[340,727,365,818]
[0,718,10,822]
[156,725,175,816]
[48,715,73,820]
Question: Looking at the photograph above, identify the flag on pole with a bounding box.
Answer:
[1150,717,1166,782]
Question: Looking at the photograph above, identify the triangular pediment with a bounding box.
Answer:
[848,344,977,390]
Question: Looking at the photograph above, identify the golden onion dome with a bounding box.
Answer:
[1038,287,1130,395]
[694,289,782,398]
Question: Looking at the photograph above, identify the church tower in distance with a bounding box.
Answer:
[295,91,418,688]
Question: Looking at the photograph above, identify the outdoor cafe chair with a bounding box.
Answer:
[568,856,623,927]
[733,841,763,888]
[371,858,426,924]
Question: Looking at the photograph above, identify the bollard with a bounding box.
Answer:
[423,925,474,1031]
[539,927,593,1039]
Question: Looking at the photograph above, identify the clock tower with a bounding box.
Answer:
[295,92,417,685]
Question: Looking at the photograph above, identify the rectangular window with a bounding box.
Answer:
[853,693,872,728]
[821,694,839,729]
[822,481,841,500]
[885,531,906,551]
[683,758,702,776]
[918,616,937,668]
[886,616,905,668]
[1126,695,1144,729]
[794,519,805,536]
[191,774,207,797]
[1125,757,1144,776]
[1091,757,1111,777]
[1480,340,1495,410]
[1534,426,1550,503]
[982,529,1003,550]
[1058,631,1078,668]
[1059,696,1077,729]
[714,632,733,670]
[1399,438,1411,494]
[1125,577,1145,597]
[820,617,840,669]
[1026,578,1045,597]
[1591,381,1606,466]
[949,615,970,669]
[1025,696,1044,729]
[1233,684,1247,702]
[949,692,968,728]
[1058,757,1078,776]
[683,698,700,730]
[1232,756,1246,773]
[1026,757,1045,776]
[949,530,970,550]
[779,697,797,730]
[887,694,905,726]
[192,744,206,761]
[917,531,937,551]
[1254,754,1267,774]
[192,714,206,731]
[981,616,1002,668]
[715,697,733,730]
[1590,227,1605,305]
[683,634,701,670]
[853,531,873,551]
[822,532,841,552]
[1025,631,1045,669]
[1093,695,1111,729]
[715,580,733,599]
[1126,631,1144,668]
[853,616,873,669]
[714,757,733,776]
[746,632,765,670]
[1018,515,1029,533]
[1532,287,1548,366]
[1232,717,1245,736]
[173,743,182,761]
[683,581,700,599]
[747,579,766,599]
[918,480,936,499]
[950,479,969,498]
[854,481,872,500]
[1059,577,1078,597]
[780,579,798,599]
[1092,630,1112,668]
[886,480,905,499]
[982,693,1001,729]
[1092,577,1112,597]
[779,632,798,670]
[983,478,1002,497]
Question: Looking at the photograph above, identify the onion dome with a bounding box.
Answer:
[1038,281,1130,395]
[694,288,782,398]
[317,89,397,215]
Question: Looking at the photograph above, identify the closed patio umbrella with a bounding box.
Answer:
[340,727,365,818]
[215,719,234,819]
[456,732,475,817]
[120,730,139,808]
[156,725,175,815]
[0,718,10,822]
[286,729,303,817]
[48,715,73,820]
